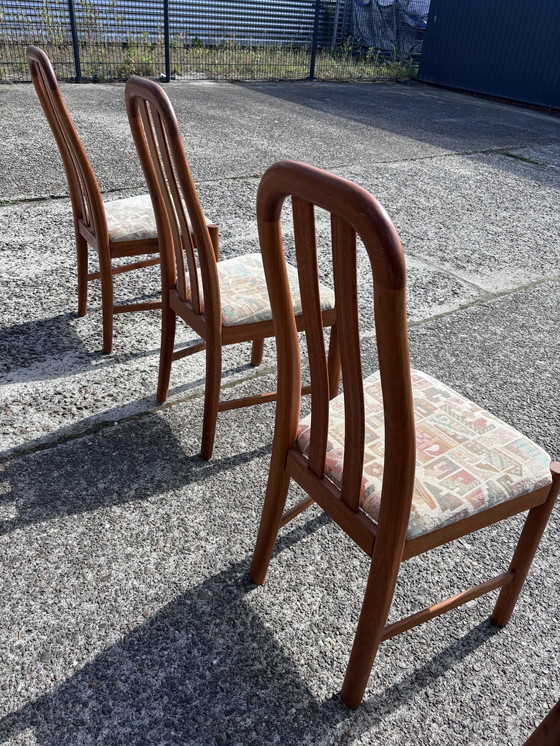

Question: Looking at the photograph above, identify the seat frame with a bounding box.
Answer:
[125,79,340,459]
[26,45,218,354]
[249,159,560,708]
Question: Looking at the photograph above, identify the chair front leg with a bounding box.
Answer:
[492,462,560,627]
[200,339,222,460]
[341,552,401,709]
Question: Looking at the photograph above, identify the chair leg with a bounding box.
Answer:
[200,340,222,460]
[99,256,114,354]
[492,463,560,627]
[157,297,176,404]
[76,234,88,317]
[249,456,291,585]
[522,697,560,746]
[341,554,401,709]
[327,324,341,399]
[251,338,265,367]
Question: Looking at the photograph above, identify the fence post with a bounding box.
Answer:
[164,0,171,82]
[67,0,82,83]
[309,0,321,80]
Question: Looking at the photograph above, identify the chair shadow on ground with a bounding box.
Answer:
[1,313,92,382]
[0,413,268,536]
[0,312,163,384]
[0,507,501,746]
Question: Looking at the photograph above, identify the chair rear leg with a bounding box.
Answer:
[492,463,560,627]
[99,256,114,354]
[200,341,222,460]
[341,554,401,709]
[249,456,291,585]
[76,233,89,317]
[251,338,265,367]
[157,297,176,404]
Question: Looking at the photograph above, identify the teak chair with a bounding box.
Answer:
[250,160,559,708]
[125,79,339,459]
[26,46,218,354]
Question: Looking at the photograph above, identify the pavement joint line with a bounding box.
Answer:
[401,272,560,331]
[0,383,207,465]
[3,141,559,209]
[405,252,493,297]
[331,141,560,171]
[0,184,144,208]
[0,361,281,465]
[2,269,558,463]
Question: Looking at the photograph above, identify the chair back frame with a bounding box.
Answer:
[26,45,107,246]
[256,160,416,557]
[125,76,221,336]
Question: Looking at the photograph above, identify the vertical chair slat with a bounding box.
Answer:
[164,114,222,333]
[331,214,364,512]
[292,196,329,478]
[149,105,198,309]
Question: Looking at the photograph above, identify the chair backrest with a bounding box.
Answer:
[125,76,220,329]
[257,160,416,544]
[26,46,106,241]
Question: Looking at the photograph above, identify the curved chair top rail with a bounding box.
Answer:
[257,160,416,533]
[26,45,106,241]
[125,75,219,325]
[257,159,406,291]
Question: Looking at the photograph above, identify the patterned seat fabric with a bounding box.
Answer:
[104,193,213,244]
[185,253,336,327]
[104,194,159,243]
[296,369,552,540]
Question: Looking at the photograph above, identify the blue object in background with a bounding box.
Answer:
[419,0,560,109]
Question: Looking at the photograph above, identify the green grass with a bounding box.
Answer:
[0,38,418,83]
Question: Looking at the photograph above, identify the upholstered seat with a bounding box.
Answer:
[104,194,158,243]
[105,193,214,244]
[184,253,335,326]
[296,369,552,539]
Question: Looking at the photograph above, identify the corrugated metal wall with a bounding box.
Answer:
[418,0,560,109]
[170,0,322,46]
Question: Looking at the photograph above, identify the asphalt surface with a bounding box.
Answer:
[0,79,559,745]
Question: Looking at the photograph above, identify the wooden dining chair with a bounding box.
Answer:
[125,78,339,459]
[26,46,218,354]
[249,160,559,708]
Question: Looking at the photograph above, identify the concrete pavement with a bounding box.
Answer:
[0,79,559,745]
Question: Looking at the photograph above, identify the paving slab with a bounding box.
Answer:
[332,152,560,295]
[1,160,487,457]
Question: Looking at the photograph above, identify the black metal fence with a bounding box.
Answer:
[0,0,429,83]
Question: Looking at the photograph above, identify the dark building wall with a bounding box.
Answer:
[418,0,560,109]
